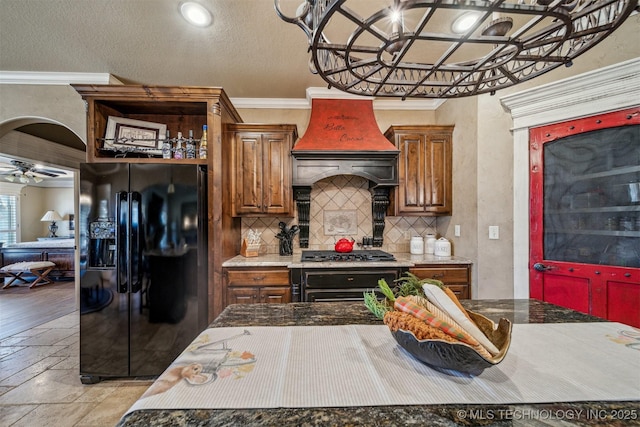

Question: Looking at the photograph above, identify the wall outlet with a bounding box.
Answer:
[489,226,499,240]
[454,224,460,237]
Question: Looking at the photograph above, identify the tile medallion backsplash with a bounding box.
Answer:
[241,175,437,254]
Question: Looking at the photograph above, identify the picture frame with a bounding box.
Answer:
[104,116,166,155]
[323,210,358,235]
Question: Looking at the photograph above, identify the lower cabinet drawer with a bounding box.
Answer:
[409,267,469,284]
[226,269,290,286]
[446,285,470,300]
[409,265,471,299]
[227,286,291,304]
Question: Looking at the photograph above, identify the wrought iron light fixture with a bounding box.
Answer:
[274,0,637,99]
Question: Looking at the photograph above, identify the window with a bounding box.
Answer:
[0,193,18,244]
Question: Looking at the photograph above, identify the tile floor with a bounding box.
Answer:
[0,311,153,427]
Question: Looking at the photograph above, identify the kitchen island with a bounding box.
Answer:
[117,299,640,426]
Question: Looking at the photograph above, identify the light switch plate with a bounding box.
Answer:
[489,226,499,240]
[454,225,460,237]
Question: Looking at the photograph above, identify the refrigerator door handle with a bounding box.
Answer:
[129,191,143,293]
[116,191,129,293]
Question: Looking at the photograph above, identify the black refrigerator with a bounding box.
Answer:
[78,163,208,384]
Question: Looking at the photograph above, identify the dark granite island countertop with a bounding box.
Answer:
[117,300,640,427]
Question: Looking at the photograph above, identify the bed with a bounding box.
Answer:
[0,239,75,280]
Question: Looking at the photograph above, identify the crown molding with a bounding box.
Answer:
[232,87,445,110]
[0,73,445,110]
[230,97,310,110]
[306,87,445,110]
[0,71,123,85]
[500,57,640,130]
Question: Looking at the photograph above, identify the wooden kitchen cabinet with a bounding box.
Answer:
[385,125,453,216]
[225,267,291,304]
[72,85,238,164]
[73,85,244,321]
[227,124,298,217]
[409,264,471,299]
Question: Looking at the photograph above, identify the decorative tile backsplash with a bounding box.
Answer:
[241,175,436,254]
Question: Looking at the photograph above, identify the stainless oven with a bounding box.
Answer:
[292,250,405,302]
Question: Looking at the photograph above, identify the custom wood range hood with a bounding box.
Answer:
[291,98,399,247]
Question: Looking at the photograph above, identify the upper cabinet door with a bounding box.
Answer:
[261,133,292,215]
[385,125,453,216]
[233,132,263,215]
[228,124,298,217]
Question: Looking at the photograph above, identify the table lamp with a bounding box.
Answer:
[41,210,63,238]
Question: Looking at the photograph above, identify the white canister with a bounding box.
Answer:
[424,234,437,254]
[434,237,451,257]
[410,236,424,254]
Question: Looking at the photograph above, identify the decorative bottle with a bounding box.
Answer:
[162,130,172,159]
[185,129,196,159]
[174,132,185,160]
[199,125,208,159]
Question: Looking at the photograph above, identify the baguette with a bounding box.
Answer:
[422,283,500,355]
[421,278,473,322]
[407,295,492,359]
[394,297,481,347]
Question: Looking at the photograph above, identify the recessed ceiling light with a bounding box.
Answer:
[451,12,481,34]
[180,2,212,27]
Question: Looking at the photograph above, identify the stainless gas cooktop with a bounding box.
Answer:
[300,250,396,262]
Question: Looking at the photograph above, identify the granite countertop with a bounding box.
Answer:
[222,252,473,268]
[117,300,640,427]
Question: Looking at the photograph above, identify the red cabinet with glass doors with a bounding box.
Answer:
[529,107,640,327]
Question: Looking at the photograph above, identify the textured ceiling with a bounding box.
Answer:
[0,0,326,99]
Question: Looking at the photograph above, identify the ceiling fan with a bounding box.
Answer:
[0,159,67,184]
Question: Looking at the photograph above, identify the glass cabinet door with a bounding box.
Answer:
[542,124,640,268]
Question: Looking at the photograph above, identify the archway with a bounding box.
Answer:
[0,116,86,321]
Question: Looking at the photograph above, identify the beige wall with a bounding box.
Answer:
[472,15,640,297]
[0,15,637,298]
[19,186,74,241]
[0,84,86,141]
[435,96,480,295]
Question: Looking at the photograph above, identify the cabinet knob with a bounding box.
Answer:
[253,276,265,281]
[595,271,601,275]
[432,273,444,279]
[568,268,573,272]
[624,273,631,277]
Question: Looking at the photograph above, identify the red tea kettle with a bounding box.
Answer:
[335,237,355,253]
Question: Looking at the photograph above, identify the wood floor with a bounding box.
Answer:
[0,279,76,340]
